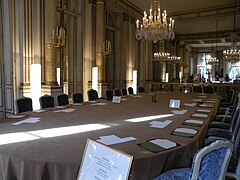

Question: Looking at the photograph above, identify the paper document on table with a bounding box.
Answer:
[7,114,26,119]
[198,96,207,98]
[149,120,172,128]
[54,108,76,113]
[91,102,107,106]
[196,109,211,113]
[172,109,188,115]
[174,128,197,135]
[185,119,204,125]
[133,95,143,98]
[192,99,203,102]
[150,139,177,149]
[191,113,208,118]
[33,109,46,113]
[199,103,214,108]
[206,100,217,103]
[184,103,197,107]
[97,135,136,145]
[73,103,83,106]
[12,117,41,125]
[54,106,66,109]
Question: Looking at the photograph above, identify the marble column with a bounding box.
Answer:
[95,0,107,97]
[42,0,62,103]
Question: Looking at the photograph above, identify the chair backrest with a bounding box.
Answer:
[113,88,121,96]
[106,89,113,100]
[121,88,128,96]
[231,113,240,142]
[193,85,202,93]
[128,87,134,95]
[87,89,99,101]
[203,86,214,94]
[72,92,83,103]
[39,94,54,109]
[138,87,145,93]
[233,128,240,159]
[57,94,69,106]
[190,140,233,180]
[16,97,33,113]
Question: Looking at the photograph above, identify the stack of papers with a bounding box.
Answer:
[149,120,172,128]
[184,103,197,107]
[12,117,41,125]
[97,135,136,145]
[172,127,197,137]
[198,95,207,98]
[172,110,188,115]
[184,119,204,127]
[196,109,211,113]
[54,108,76,113]
[191,113,208,118]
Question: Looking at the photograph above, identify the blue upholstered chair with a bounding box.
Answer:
[153,140,233,180]
[16,97,33,113]
[72,92,83,103]
[57,94,69,106]
[39,94,54,109]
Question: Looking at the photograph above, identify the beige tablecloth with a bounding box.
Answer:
[0,92,219,180]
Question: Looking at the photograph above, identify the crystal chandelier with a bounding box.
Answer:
[206,56,219,65]
[223,0,240,63]
[136,0,175,43]
[153,52,170,62]
[223,33,240,63]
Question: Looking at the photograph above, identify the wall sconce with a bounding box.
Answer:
[52,26,65,47]
[102,40,111,56]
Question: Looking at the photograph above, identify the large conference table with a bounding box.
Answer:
[0,92,219,180]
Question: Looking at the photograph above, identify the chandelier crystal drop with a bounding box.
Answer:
[136,0,175,43]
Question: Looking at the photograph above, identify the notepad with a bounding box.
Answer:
[199,103,214,108]
[172,128,197,137]
[191,113,208,118]
[139,139,178,153]
[54,106,66,109]
[192,99,203,102]
[172,110,188,115]
[73,103,83,106]
[7,114,26,119]
[206,100,217,103]
[54,108,76,113]
[184,103,197,107]
[183,119,204,127]
[196,109,211,113]
[91,102,107,106]
[150,139,177,149]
